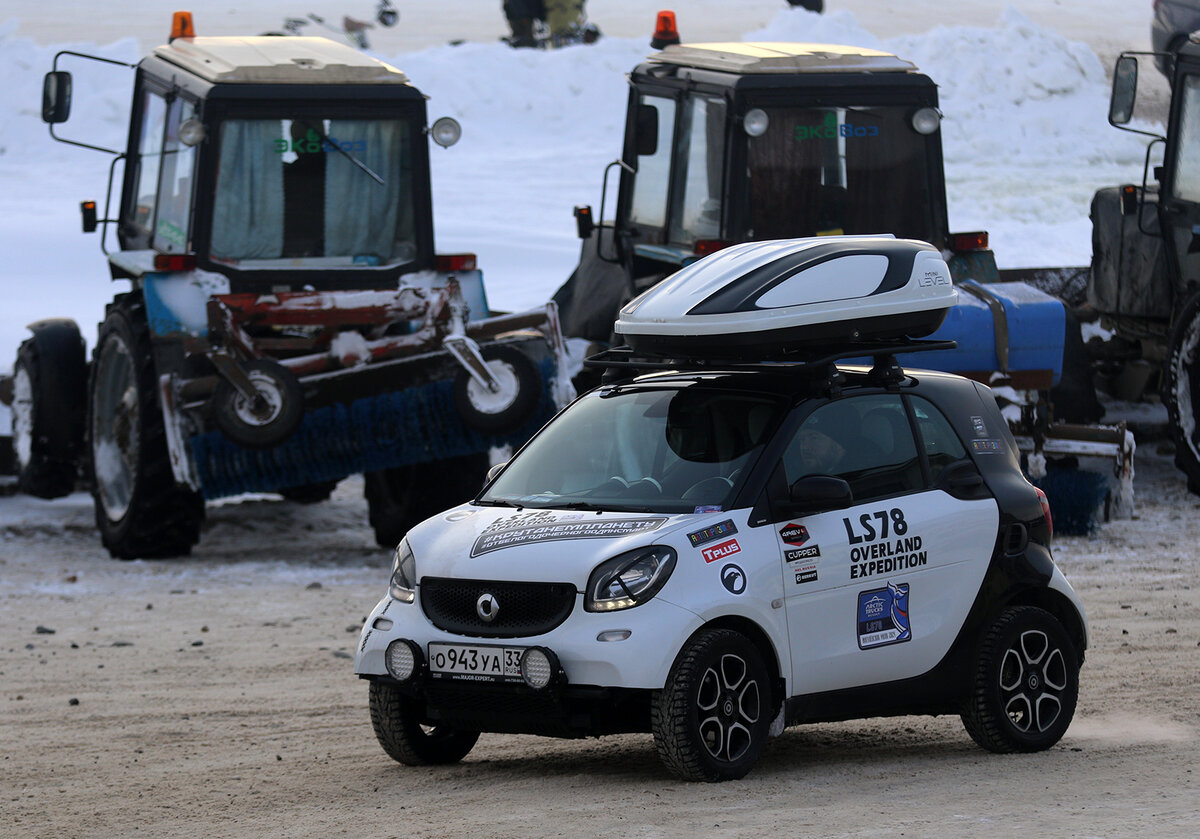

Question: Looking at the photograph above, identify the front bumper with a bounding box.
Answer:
[355,591,704,734]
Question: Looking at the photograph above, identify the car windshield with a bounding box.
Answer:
[480,386,783,513]
[745,105,940,243]
[209,116,418,268]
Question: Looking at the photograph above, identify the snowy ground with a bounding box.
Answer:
[3,4,1200,836]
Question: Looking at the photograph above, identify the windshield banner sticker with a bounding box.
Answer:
[686,519,738,548]
[471,513,668,556]
[857,582,911,650]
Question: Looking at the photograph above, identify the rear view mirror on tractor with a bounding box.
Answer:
[1109,55,1138,125]
[42,71,72,124]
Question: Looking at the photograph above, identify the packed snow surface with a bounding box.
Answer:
[0,2,1163,369]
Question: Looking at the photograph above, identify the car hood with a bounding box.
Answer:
[407,504,696,588]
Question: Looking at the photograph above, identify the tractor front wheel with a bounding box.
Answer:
[1163,287,1200,493]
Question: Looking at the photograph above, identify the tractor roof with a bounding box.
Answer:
[648,42,917,75]
[150,35,410,85]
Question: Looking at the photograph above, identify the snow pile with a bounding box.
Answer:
[0,7,1164,368]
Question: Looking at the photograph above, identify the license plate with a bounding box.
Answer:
[427,642,525,682]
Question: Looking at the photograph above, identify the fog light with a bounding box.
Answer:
[519,647,557,690]
[385,639,421,681]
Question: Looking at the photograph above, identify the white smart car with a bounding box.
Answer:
[354,238,1088,781]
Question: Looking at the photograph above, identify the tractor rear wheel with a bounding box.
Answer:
[364,453,489,547]
[1163,288,1200,493]
[89,295,205,559]
[11,320,87,498]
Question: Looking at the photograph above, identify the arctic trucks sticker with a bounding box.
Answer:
[687,519,738,548]
[857,582,911,649]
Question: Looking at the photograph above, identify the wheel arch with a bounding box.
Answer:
[993,587,1087,666]
[693,614,786,712]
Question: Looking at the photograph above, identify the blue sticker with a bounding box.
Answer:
[857,582,911,650]
[693,505,723,514]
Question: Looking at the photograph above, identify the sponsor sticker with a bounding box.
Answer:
[471,513,668,556]
[720,563,746,595]
[971,438,1003,454]
[687,518,738,548]
[702,538,741,563]
[784,545,820,562]
[779,523,810,546]
[693,505,723,514]
[857,582,911,650]
[971,415,988,436]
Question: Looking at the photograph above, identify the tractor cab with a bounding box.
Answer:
[558,39,994,345]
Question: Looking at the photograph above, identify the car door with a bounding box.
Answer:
[776,393,999,697]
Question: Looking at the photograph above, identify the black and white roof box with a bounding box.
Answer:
[614,237,957,359]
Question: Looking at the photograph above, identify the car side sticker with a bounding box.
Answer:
[702,538,741,563]
[470,512,668,556]
[779,523,810,545]
[720,563,746,595]
[687,518,738,547]
[971,438,1004,454]
[843,507,927,579]
[857,582,911,650]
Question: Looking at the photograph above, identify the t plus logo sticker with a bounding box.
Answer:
[720,563,746,595]
[779,523,809,546]
[702,538,741,563]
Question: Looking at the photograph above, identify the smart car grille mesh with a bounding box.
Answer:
[420,577,576,638]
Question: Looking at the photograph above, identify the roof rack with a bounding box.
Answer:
[585,338,958,392]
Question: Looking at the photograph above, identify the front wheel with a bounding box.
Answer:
[1163,288,1200,493]
[90,296,204,559]
[652,628,772,781]
[368,681,479,765]
[960,606,1079,753]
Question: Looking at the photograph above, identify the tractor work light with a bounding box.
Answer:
[949,231,989,253]
[911,107,941,135]
[153,253,196,272]
[430,117,462,148]
[743,108,770,137]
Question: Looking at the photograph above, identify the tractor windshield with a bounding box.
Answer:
[480,386,783,514]
[745,105,940,244]
[209,116,418,268]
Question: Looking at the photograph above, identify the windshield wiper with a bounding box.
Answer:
[314,126,384,185]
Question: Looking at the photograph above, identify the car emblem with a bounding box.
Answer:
[476,593,499,622]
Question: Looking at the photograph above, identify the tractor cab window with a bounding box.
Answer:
[668,96,727,245]
[209,116,417,268]
[627,95,677,232]
[1171,75,1200,203]
[128,90,199,253]
[745,105,939,244]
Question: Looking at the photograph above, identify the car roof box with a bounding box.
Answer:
[614,237,957,359]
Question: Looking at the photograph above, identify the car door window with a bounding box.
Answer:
[908,396,967,484]
[782,394,922,502]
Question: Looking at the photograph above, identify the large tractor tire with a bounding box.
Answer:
[89,294,205,559]
[11,320,88,498]
[364,452,489,548]
[1163,288,1200,493]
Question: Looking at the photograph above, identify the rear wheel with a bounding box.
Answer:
[11,321,87,498]
[1164,288,1200,493]
[90,295,205,559]
[652,628,772,781]
[364,452,489,547]
[278,480,339,504]
[961,606,1079,753]
[368,681,479,765]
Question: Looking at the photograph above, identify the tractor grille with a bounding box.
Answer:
[420,577,576,638]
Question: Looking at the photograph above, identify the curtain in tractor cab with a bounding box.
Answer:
[324,120,408,262]
[210,120,285,260]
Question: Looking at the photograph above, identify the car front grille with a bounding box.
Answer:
[419,577,576,638]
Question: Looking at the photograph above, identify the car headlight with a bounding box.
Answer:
[389,539,416,603]
[585,546,676,612]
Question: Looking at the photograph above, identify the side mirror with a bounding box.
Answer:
[1109,55,1138,126]
[636,103,659,157]
[785,475,853,514]
[42,71,73,124]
